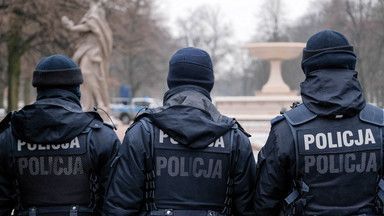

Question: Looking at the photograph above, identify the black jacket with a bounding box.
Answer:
[253,67,384,215]
[0,89,120,215]
[103,87,256,216]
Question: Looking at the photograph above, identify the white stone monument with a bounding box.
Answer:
[215,42,305,151]
[243,42,305,94]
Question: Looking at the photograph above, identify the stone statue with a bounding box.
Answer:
[62,0,113,116]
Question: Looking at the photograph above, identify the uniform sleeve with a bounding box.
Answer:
[0,129,17,214]
[231,131,257,216]
[254,123,294,216]
[89,125,121,212]
[103,122,150,216]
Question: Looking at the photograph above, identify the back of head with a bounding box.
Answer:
[167,47,214,93]
[33,54,83,98]
[301,30,356,75]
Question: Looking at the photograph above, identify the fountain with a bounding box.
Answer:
[215,42,305,150]
[244,42,305,93]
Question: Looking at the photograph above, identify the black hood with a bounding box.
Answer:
[11,89,100,144]
[301,69,365,117]
[143,87,235,149]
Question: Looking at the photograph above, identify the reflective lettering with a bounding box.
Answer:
[203,159,213,178]
[160,129,225,148]
[366,152,377,172]
[302,129,377,151]
[355,130,364,145]
[156,156,223,179]
[18,156,84,176]
[70,137,80,148]
[17,138,81,152]
[211,160,222,179]
[61,142,69,149]
[63,157,72,175]
[304,134,314,150]
[18,140,26,151]
[40,157,49,175]
[208,136,225,148]
[54,157,64,175]
[328,132,337,148]
[345,153,356,173]
[192,158,204,177]
[355,152,366,173]
[179,157,188,177]
[343,131,354,147]
[18,157,28,175]
[73,157,84,175]
[304,156,315,173]
[336,132,342,147]
[365,129,376,144]
[316,133,327,150]
[168,156,179,177]
[317,155,328,174]
[303,153,377,174]
[329,155,339,173]
[159,130,178,144]
[29,157,39,175]
[156,156,167,176]
[28,144,37,151]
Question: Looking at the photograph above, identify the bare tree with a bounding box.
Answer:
[0,0,84,111]
[175,5,233,76]
[107,0,174,98]
[255,0,290,42]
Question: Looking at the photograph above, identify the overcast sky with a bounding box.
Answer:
[160,0,311,43]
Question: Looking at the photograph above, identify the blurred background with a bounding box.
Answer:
[0,0,383,114]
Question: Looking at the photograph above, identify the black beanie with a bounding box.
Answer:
[301,30,356,74]
[33,54,83,88]
[167,47,214,92]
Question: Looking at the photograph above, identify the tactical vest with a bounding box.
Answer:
[138,117,240,216]
[11,120,101,216]
[280,104,384,216]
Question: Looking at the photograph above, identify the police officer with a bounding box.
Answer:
[254,30,384,215]
[103,47,256,216]
[0,55,120,215]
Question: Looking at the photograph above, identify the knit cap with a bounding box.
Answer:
[167,47,214,92]
[33,54,83,88]
[301,30,356,74]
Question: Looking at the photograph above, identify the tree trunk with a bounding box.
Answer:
[7,51,21,112]
[23,76,32,105]
[7,21,22,112]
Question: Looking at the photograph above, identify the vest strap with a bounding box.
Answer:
[376,179,384,215]
[284,179,313,216]
[139,118,158,212]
